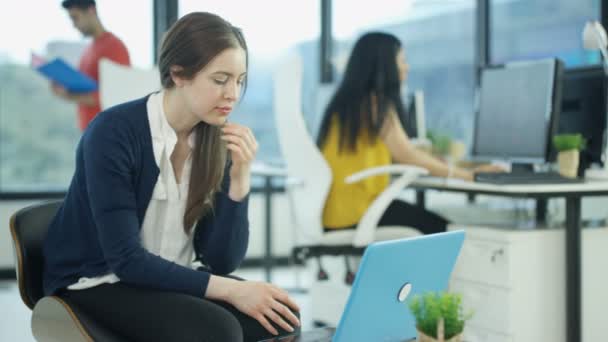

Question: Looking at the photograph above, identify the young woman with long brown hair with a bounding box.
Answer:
[43,12,299,342]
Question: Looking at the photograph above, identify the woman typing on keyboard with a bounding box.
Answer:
[317,32,502,235]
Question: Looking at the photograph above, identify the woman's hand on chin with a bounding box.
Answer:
[221,123,258,201]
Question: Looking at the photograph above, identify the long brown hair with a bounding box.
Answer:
[158,12,248,233]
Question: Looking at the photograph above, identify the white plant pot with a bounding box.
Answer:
[557,150,579,178]
[416,318,463,342]
[417,330,462,342]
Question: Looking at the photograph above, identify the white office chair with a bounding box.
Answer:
[99,58,161,110]
[273,53,427,325]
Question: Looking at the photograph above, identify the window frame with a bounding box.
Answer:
[1,0,604,197]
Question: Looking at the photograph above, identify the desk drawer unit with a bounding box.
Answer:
[452,238,510,288]
[450,279,510,334]
[464,325,512,342]
[448,226,571,342]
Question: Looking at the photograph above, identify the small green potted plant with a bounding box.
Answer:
[553,134,586,178]
[427,130,452,160]
[408,291,472,342]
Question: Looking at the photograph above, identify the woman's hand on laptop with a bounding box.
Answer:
[228,280,301,335]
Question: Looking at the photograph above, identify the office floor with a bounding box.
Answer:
[0,266,314,342]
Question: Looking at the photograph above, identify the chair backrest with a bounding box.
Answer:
[99,58,161,110]
[273,53,332,244]
[9,200,63,309]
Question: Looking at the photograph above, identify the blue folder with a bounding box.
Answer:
[36,58,97,93]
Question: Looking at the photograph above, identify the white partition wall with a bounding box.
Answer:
[99,58,161,110]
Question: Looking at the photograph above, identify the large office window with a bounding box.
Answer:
[333,0,477,145]
[491,0,601,67]
[0,1,152,193]
[179,1,320,163]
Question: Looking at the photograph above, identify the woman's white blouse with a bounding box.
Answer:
[68,91,196,290]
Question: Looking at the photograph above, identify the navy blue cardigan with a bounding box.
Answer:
[43,96,249,297]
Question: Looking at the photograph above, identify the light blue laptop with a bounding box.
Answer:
[263,230,465,342]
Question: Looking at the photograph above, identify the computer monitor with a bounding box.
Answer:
[472,59,564,168]
[550,65,606,171]
[401,90,426,139]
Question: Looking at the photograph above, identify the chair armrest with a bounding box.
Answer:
[351,165,427,247]
[345,164,428,184]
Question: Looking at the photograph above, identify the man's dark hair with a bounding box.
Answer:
[61,0,96,10]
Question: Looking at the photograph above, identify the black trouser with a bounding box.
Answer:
[60,282,299,342]
[325,199,449,234]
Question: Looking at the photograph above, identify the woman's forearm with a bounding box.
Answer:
[196,191,249,274]
[228,166,251,201]
[398,146,473,181]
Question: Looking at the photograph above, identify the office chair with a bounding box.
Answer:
[273,54,427,325]
[9,200,126,341]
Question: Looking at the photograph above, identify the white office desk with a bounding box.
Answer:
[412,176,608,342]
[413,176,608,195]
[251,162,290,178]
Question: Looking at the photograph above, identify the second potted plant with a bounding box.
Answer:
[553,134,586,178]
[408,291,471,342]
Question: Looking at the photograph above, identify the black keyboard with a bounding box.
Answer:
[474,171,584,184]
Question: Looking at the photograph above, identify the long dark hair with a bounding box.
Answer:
[158,12,248,233]
[317,32,405,152]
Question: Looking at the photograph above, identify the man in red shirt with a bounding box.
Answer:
[51,0,130,131]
